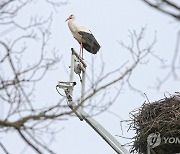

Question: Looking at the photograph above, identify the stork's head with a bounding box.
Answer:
[65,14,75,22]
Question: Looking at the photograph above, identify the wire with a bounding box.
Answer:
[56,85,73,107]
[56,85,66,97]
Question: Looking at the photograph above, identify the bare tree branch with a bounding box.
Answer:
[139,1,180,88]
[0,142,10,154]
[17,129,43,154]
[141,0,180,20]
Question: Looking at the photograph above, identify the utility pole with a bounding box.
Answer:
[56,48,130,154]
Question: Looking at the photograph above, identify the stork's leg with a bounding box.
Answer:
[79,44,82,57]
[79,41,84,60]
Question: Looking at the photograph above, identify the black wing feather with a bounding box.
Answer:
[78,31,100,54]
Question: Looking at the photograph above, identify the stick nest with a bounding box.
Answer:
[129,93,180,154]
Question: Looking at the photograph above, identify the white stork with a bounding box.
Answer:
[65,14,100,59]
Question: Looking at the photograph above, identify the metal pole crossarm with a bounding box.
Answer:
[71,48,87,68]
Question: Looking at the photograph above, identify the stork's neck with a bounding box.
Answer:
[68,19,76,33]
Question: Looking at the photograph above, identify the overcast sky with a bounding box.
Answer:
[1,0,179,154]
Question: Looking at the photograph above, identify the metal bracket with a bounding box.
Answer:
[70,48,86,104]
[57,81,83,120]
[58,81,76,90]
[57,81,76,102]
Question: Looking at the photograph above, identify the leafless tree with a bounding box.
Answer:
[140,0,180,88]
[0,1,157,154]
[0,1,68,154]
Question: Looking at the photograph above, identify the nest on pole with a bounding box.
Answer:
[129,93,180,154]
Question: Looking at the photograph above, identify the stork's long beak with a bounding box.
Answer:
[65,16,71,22]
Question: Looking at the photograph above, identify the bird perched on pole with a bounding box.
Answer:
[65,14,100,59]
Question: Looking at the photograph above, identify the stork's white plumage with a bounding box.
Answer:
[65,14,100,59]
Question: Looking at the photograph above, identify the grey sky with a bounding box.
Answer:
[0,0,179,154]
